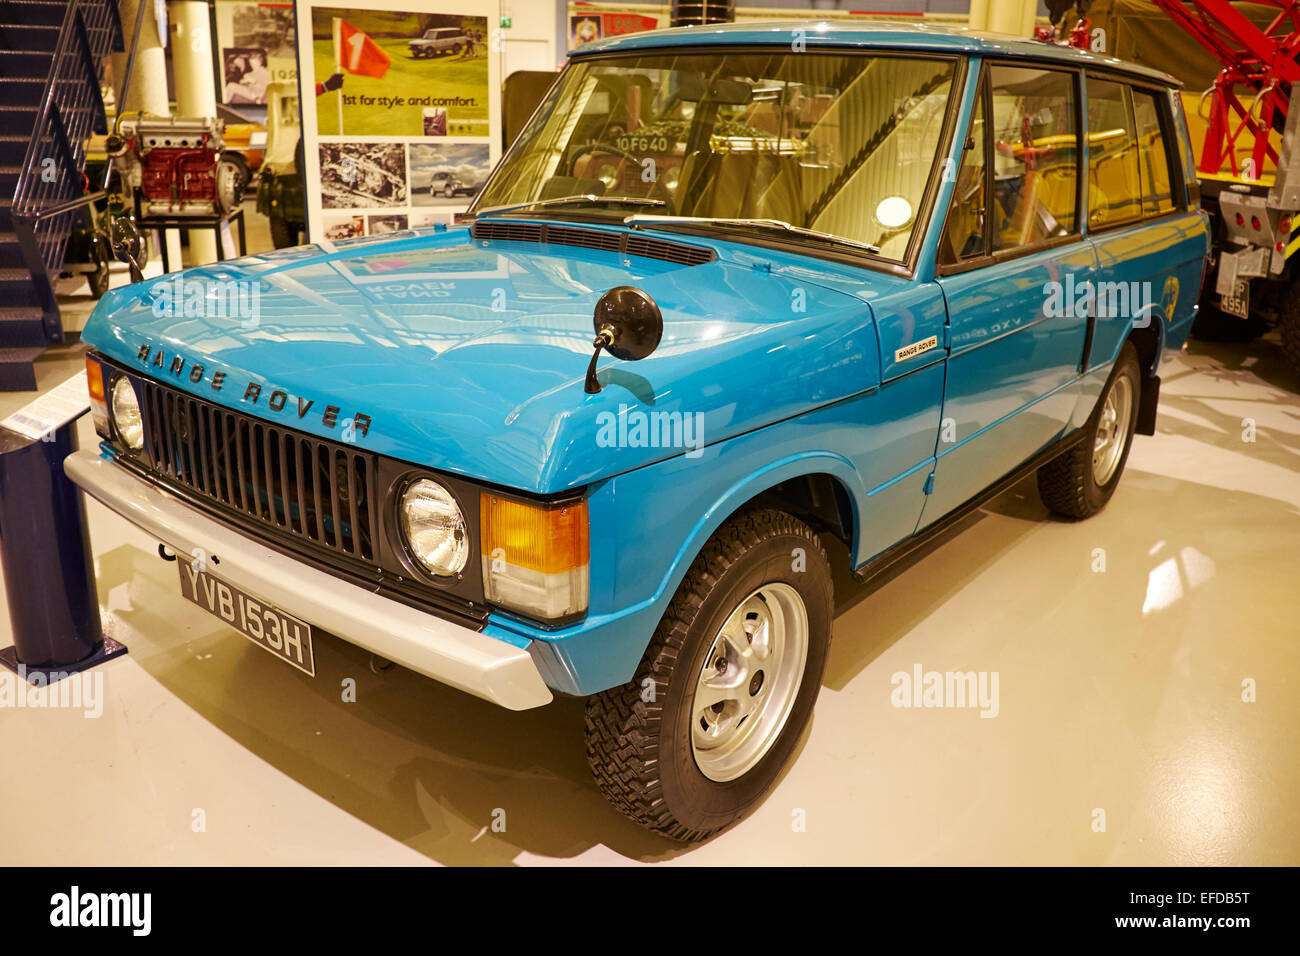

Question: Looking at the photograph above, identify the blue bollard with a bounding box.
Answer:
[0,420,125,683]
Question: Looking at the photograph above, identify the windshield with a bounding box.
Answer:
[474,50,957,261]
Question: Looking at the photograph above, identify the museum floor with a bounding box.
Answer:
[0,228,1296,864]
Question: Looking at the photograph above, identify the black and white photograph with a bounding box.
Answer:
[318,142,407,208]
[230,1,296,58]
[366,213,408,234]
[222,46,271,104]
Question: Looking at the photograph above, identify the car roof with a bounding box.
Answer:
[569,19,1180,87]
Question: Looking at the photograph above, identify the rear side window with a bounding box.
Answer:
[1086,78,1143,228]
[988,65,1079,251]
[1132,90,1176,216]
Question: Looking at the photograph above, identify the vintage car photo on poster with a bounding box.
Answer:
[409,142,489,204]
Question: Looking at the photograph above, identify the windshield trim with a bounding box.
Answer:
[469,46,968,280]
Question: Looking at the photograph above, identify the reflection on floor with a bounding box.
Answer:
[0,323,1297,864]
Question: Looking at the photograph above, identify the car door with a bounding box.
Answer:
[922,61,1097,526]
[1084,77,1209,378]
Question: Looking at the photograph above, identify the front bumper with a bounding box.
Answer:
[64,449,554,710]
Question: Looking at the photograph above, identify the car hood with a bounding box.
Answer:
[84,225,887,494]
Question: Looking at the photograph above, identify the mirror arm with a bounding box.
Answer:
[584,326,616,394]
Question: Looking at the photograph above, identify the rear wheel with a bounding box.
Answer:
[1037,342,1142,519]
[585,509,832,842]
[1279,282,1300,377]
[268,215,298,249]
[1191,300,1268,341]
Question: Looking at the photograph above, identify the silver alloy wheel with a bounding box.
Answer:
[691,583,809,783]
[1092,374,1134,486]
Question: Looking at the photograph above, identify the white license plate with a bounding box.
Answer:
[178,564,316,676]
[1221,278,1249,319]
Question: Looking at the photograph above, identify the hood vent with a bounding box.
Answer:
[471,220,715,266]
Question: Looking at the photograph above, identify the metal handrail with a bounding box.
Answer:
[6,0,144,343]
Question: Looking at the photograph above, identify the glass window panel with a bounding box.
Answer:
[1087,78,1143,227]
[988,65,1079,252]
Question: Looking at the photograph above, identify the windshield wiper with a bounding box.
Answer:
[624,214,882,256]
[469,195,667,220]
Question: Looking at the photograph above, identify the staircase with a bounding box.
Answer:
[0,0,126,390]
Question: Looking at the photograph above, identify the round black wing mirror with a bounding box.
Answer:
[109,214,145,283]
[585,286,662,394]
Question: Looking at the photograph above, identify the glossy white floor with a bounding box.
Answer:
[1,271,1297,864]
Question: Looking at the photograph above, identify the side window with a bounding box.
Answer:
[1132,90,1176,216]
[1086,78,1143,228]
[938,80,987,265]
[988,65,1079,251]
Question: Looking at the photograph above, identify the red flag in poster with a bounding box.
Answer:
[337,19,390,79]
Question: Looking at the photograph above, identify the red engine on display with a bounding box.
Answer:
[108,116,239,217]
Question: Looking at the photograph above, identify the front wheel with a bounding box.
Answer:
[585,509,832,842]
[1037,341,1141,519]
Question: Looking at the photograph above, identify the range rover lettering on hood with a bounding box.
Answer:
[135,343,372,437]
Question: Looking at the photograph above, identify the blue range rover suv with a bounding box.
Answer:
[73,20,1210,840]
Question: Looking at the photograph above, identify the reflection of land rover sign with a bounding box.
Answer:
[894,335,938,362]
[134,344,372,437]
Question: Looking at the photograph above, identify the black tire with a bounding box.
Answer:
[585,509,833,842]
[268,215,298,249]
[1279,286,1300,378]
[443,185,455,198]
[1037,342,1142,519]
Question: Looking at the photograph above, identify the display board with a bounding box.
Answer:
[215,1,298,106]
[294,0,502,242]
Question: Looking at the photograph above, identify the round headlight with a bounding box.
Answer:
[401,479,468,577]
[111,377,144,450]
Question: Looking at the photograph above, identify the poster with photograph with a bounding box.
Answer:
[296,0,501,243]
[215,1,297,105]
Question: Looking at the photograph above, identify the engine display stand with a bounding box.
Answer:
[134,202,247,273]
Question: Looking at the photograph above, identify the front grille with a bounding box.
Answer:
[136,379,380,563]
[471,220,715,266]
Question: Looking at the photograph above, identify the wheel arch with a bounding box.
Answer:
[1126,309,1167,436]
[650,453,864,612]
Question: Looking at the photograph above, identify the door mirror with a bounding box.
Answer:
[108,215,145,283]
[584,286,663,394]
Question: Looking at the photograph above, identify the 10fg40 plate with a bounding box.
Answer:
[177,563,316,676]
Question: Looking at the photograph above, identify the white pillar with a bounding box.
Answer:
[988,0,1033,36]
[110,0,180,274]
[969,0,990,31]
[167,1,219,266]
